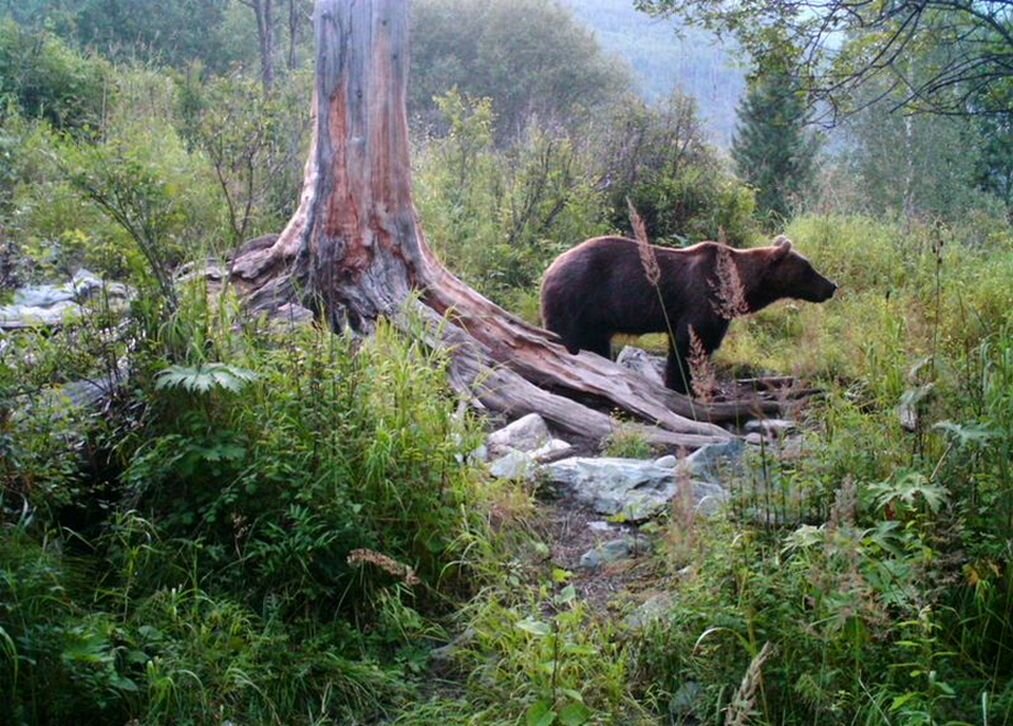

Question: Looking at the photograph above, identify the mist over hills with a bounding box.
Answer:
[560,0,745,146]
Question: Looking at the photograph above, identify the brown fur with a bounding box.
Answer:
[540,236,838,394]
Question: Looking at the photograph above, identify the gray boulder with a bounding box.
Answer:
[615,345,665,387]
[2,270,132,330]
[578,535,651,570]
[13,283,76,307]
[487,413,552,458]
[488,449,537,481]
[485,414,574,477]
[677,439,746,484]
[624,591,676,630]
[744,418,797,437]
[0,300,81,328]
[542,456,729,522]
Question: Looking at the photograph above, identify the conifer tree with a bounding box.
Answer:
[731,58,818,223]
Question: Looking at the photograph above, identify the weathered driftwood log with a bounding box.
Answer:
[226,0,778,448]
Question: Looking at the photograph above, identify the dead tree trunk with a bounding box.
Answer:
[229,0,768,449]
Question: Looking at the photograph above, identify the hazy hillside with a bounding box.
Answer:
[561,0,745,146]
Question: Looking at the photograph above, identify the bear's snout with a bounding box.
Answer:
[800,272,838,303]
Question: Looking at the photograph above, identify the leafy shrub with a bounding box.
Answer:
[174,68,311,246]
[415,90,610,315]
[125,302,485,616]
[594,93,758,247]
[0,524,138,726]
[0,20,112,133]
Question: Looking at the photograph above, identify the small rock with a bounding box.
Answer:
[587,520,614,532]
[624,591,675,630]
[677,439,746,484]
[468,444,489,464]
[899,383,935,433]
[676,565,696,579]
[694,494,726,517]
[745,432,764,445]
[543,456,730,522]
[745,418,797,437]
[488,449,537,480]
[530,438,575,463]
[776,435,805,459]
[487,413,552,458]
[654,454,678,469]
[669,681,704,719]
[578,536,650,570]
[615,346,665,386]
[430,627,477,664]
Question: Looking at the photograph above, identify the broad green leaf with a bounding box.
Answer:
[516,617,552,636]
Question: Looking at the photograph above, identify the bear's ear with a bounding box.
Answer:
[771,236,792,261]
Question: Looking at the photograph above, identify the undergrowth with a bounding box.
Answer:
[1,287,496,724]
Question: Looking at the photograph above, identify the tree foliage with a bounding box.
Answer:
[595,92,757,245]
[635,0,1013,123]
[732,56,820,223]
[0,19,111,132]
[410,0,630,139]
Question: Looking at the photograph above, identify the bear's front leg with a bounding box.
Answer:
[664,330,693,394]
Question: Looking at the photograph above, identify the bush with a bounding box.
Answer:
[174,67,311,246]
[415,90,610,316]
[0,20,112,133]
[125,296,485,617]
[2,286,492,723]
[594,93,758,247]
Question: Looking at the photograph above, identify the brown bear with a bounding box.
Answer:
[540,235,837,394]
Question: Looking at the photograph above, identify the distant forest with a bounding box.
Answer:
[561,0,745,145]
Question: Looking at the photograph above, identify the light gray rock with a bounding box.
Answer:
[775,435,805,459]
[677,439,746,484]
[264,302,315,333]
[745,432,764,445]
[615,346,665,387]
[542,456,729,522]
[745,418,797,437]
[0,300,82,328]
[2,271,133,329]
[487,413,552,458]
[578,536,650,570]
[694,494,726,517]
[669,681,704,719]
[899,382,935,432]
[468,444,489,464]
[624,591,675,630]
[654,454,678,469]
[13,283,76,307]
[60,376,121,408]
[488,449,537,480]
[530,438,575,463]
[430,627,477,664]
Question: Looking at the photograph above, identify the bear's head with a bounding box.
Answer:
[764,236,838,303]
